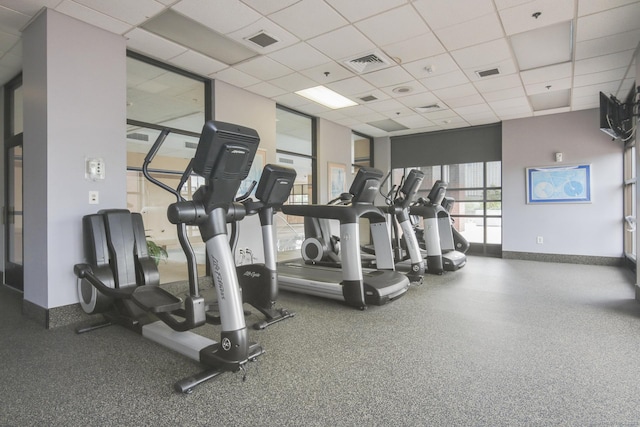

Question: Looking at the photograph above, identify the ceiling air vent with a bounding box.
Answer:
[127,132,149,141]
[475,67,500,78]
[247,31,279,48]
[279,157,294,164]
[359,95,378,102]
[344,50,393,74]
[185,141,198,150]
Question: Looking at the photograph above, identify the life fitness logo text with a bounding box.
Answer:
[211,256,225,300]
[222,337,232,351]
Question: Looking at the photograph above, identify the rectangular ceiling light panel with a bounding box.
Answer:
[295,86,358,109]
[141,10,257,65]
[510,21,573,71]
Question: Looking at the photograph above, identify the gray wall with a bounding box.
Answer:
[502,109,623,258]
[22,9,126,308]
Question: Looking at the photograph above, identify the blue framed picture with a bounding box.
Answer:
[526,164,591,204]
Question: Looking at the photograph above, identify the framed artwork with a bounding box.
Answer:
[328,162,347,200]
[237,148,266,198]
[526,164,591,204]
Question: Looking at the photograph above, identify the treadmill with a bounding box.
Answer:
[277,167,410,310]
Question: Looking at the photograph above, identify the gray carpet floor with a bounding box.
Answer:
[1,256,640,426]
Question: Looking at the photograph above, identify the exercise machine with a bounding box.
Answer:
[303,169,426,285]
[74,121,267,393]
[232,164,297,330]
[277,167,410,309]
[410,180,467,273]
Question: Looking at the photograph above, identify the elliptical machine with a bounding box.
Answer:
[74,121,270,393]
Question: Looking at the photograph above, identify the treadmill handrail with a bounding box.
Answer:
[282,203,386,224]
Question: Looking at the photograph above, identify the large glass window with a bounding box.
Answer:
[352,132,372,173]
[275,106,315,259]
[395,161,502,255]
[624,143,636,261]
[126,54,208,283]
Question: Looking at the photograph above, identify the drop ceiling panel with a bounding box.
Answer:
[433,12,504,51]
[473,73,523,92]
[125,28,188,61]
[365,98,406,114]
[299,61,354,84]
[402,53,460,80]
[211,67,260,88]
[419,69,469,91]
[355,5,430,47]
[171,0,261,34]
[380,81,428,98]
[234,55,293,80]
[498,0,575,36]
[1,0,63,15]
[326,76,376,96]
[360,66,413,87]
[269,0,347,40]
[168,50,228,76]
[240,0,300,15]
[577,0,639,16]
[307,25,376,60]
[445,93,485,108]
[55,1,132,34]
[520,62,572,84]
[269,72,317,91]
[524,77,571,95]
[382,33,445,65]
[576,2,640,41]
[272,92,310,107]
[396,91,442,108]
[245,81,288,98]
[268,42,331,71]
[481,86,526,102]
[574,49,636,75]
[573,67,628,87]
[74,0,165,25]
[325,0,407,23]
[575,29,640,60]
[450,38,512,69]
[0,7,30,35]
[510,21,573,71]
[414,0,495,30]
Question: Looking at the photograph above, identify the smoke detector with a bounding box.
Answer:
[343,50,394,74]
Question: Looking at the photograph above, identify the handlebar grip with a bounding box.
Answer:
[144,128,171,164]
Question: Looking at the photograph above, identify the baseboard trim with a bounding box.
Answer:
[23,299,89,329]
[502,251,624,267]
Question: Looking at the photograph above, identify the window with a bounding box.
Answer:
[352,131,372,173]
[275,106,315,258]
[126,53,209,283]
[624,143,636,262]
[395,161,502,255]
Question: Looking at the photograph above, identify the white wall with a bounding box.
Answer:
[0,86,4,275]
[502,109,623,257]
[22,9,126,308]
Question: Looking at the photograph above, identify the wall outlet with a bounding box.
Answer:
[536,236,543,244]
[89,190,99,205]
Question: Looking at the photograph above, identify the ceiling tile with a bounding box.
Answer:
[451,38,512,69]
[403,53,460,80]
[445,93,485,108]
[420,69,469,91]
[473,73,523,93]
[244,81,288,98]
[269,72,318,92]
[168,50,228,76]
[325,0,408,23]
[326,76,376,96]
[575,29,640,60]
[462,58,518,82]
[494,0,534,11]
[481,86,526,102]
[55,0,133,35]
[172,0,261,34]
[269,0,347,40]
[125,28,188,60]
[433,83,479,100]
[240,0,299,15]
[234,56,293,80]
[1,0,63,15]
[520,62,572,84]
[524,77,571,95]
[380,81,428,98]
[578,0,640,17]
[272,92,310,107]
[0,6,30,35]
[573,67,628,88]
[498,0,574,36]
[576,2,640,41]
[382,32,445,65]
[211,67,260,87]
[307,25,376,60]
[268,42,331,71]
[396,91,442,108]
[74,0,165,25]
[0,29,18,52]
[355,5,430,46]
[414,0,495,30]
[510,20,573,71]
[299,61,354,84]
[364,98,406,113]
[574,49,635,75]
[360,65,414,87]
[433,12,504,51]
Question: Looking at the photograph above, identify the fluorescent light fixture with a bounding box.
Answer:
[295,86,357,109]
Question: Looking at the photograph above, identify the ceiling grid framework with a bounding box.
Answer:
[0,0,637,136]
